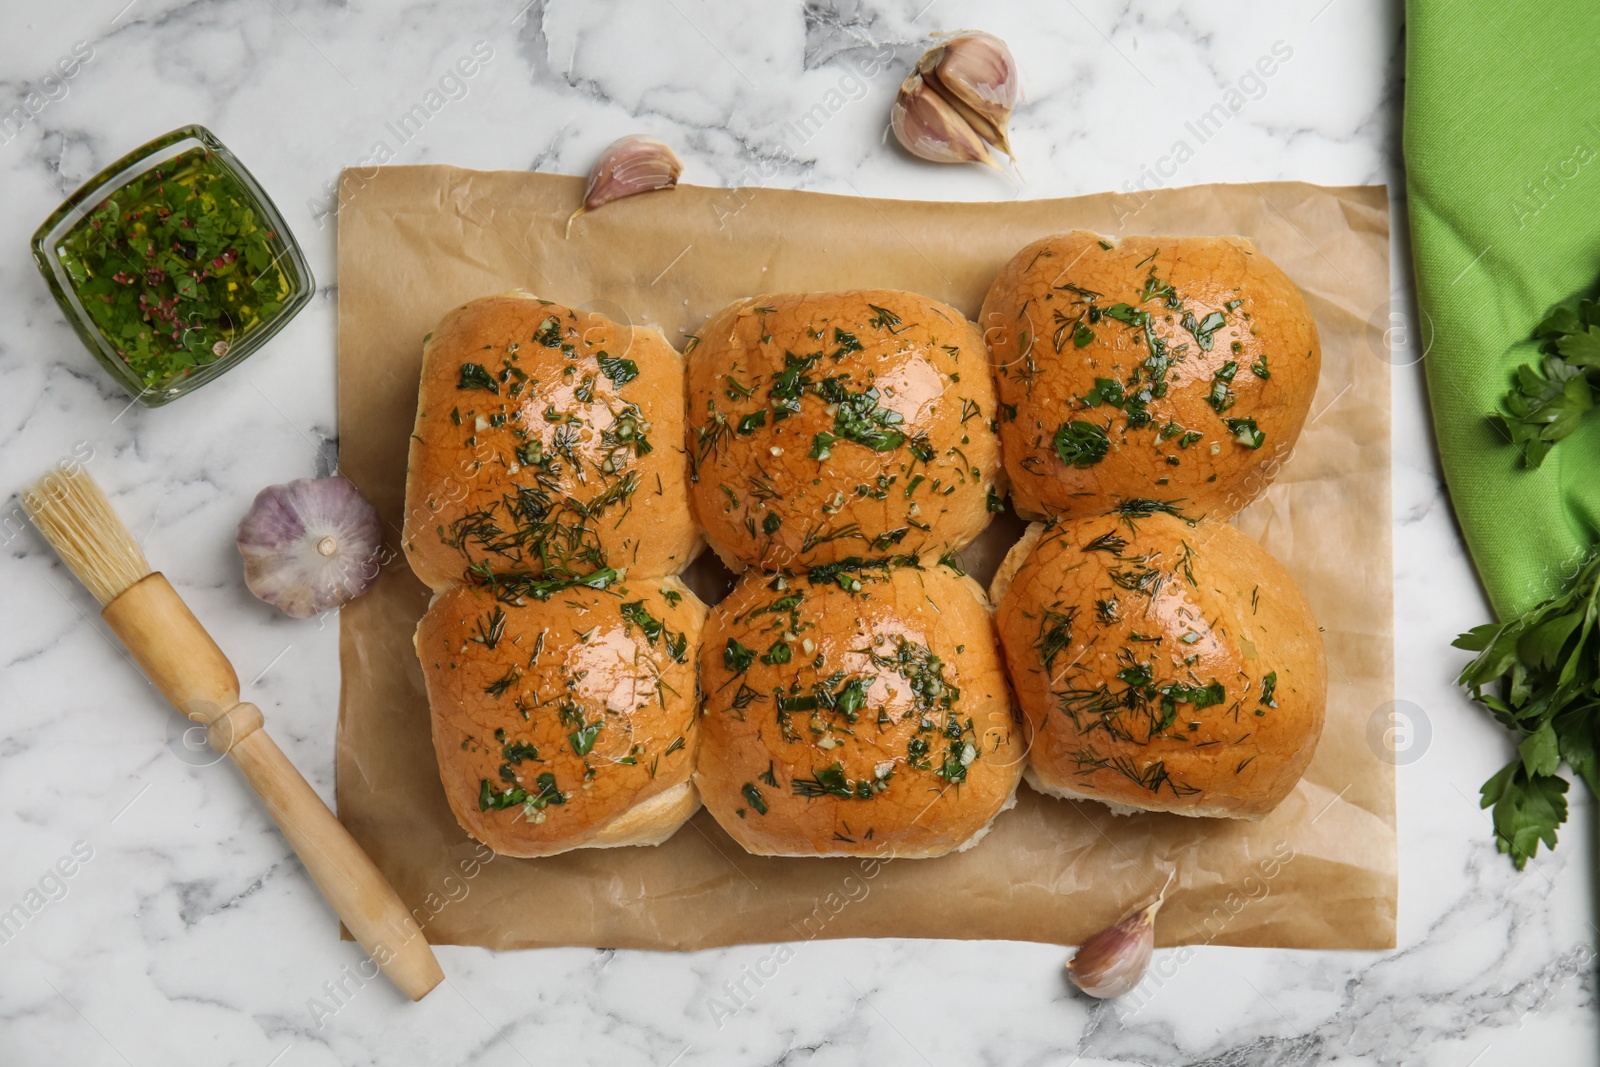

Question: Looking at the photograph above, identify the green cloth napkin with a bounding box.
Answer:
[1405,1,1600,620]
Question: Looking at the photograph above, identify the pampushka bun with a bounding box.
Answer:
[979,232,1319,521]
[403,292,699,592]
[992,509,1325,819]
[416,577,706,857]
[696,559,1023,856]
[685,290,1003,571]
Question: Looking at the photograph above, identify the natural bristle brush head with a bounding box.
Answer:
[22,464,152,606]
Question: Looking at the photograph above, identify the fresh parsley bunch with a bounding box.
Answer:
[1495,296,1600,467]
[1454,551,1600,867]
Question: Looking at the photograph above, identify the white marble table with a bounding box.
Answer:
[1,1,1593,1064]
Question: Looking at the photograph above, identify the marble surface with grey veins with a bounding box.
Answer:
[0,1,1594,1064]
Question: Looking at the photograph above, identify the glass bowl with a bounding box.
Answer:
[30,124,314,408]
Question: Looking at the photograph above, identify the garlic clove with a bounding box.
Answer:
[237,477,382,619]
[925,31,1019,157]
[568,134,683,235]
[1066,871,1176,999]
[891,71,1004,170]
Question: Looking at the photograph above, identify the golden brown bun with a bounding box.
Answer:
[696,560,1023,857]
[993,509,1325,819]
[979,232,1319,521]
[416,576,707,857]
[686,290,1003,570]
[404,292,700,591]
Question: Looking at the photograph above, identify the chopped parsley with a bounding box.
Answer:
[741,783,769,815]
[1084,378,1125,408]
[810,376,906,457]
[792,761,893,800]
[724,638,756,674]
[477,771,565,812]
[1103,303,1149,326]
[1182,310,1227,350]
[502,740,539,764]
[618,599,687,662]
[597,353,640,386]
[1053,421,1111,468]
[1259,671,1278,708]
[792,762,854,799]
[568,720,602,756]
[534,316,562,347]
[768,351,821,420]
[1207,377,1235,414]
[457,362,498,393]
[1226,417,1266,449]
[620,600,665,644]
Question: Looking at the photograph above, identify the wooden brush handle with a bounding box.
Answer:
[102,573,444,1002]
[220,713,443,1000]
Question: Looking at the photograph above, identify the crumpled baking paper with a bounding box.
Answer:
[335,167,1395,950]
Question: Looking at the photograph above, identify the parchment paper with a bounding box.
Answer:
[336,167,1395,951]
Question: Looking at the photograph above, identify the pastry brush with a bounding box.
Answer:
[23,463,444,1001]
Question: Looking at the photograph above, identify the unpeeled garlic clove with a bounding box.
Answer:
[568,134,683,234]
[891,72,1003,169]
[924,31,1018,155]
[892,31,1019,169]
[1066,871,1175,999]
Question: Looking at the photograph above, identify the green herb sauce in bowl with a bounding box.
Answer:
[32,125,314,407]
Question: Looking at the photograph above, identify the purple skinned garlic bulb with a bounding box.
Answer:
[237,477,382,618]
[891,31,1020,170]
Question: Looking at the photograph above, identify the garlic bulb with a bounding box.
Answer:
[891,31,1019,169]
[568,134,683,234]
[237,477,382,618]
[1066,871,1175,998]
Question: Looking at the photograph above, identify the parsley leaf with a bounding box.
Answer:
[1480,763,1567,870]
[1455,550,1600,867]
[1495,296,1600,467]
[1557,324,1600,368]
